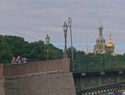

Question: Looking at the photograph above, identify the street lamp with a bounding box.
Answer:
[68,17,74,68]
[45,34,50,44]
[45,34,50,60]
[63,21,68,58]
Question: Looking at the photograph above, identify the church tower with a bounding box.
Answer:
[85,44,90,55]
[93,22,106,54]
[106,33,115,53]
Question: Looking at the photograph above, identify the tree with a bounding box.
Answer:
[28,40,46,61]
[0,36,13,63]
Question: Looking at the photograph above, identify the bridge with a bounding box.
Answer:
[71,56,125,95]
[0,57,125,95]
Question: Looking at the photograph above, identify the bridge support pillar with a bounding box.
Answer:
[117,74,121,83]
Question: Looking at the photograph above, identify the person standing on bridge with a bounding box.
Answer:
[11,57,16,64]
[16,56,21,64]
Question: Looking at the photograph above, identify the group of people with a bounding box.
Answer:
[11,56,28,64]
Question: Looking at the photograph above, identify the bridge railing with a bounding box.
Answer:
[80,82,125,95]
[71,57,125,72]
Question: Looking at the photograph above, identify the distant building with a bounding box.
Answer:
[85,44,90,55]
[105,33,115,53]
[93,24,115,54]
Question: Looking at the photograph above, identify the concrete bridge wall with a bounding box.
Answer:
[3,58,70,76]
[74,72,125,95]
[0,58,76,95]
[0,64,5,95]
[5,72,76,95]
[0,64,3,78]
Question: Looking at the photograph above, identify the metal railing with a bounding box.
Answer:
[71,57,125,72]
[80,82,125,95]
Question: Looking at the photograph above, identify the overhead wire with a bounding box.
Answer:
[0,26,39,41]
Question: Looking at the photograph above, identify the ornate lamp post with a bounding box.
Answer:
[68,17,74,70]
[45,34,50,44]
[45,34,50,60]
[63,22,68,58]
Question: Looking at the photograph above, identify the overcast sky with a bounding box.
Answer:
[0,0,125,54]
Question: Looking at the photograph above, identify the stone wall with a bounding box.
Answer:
[4,73,76,95]
[0,64,3,78]
[3,58,70,76]
[0,64,5,95]
[1,58,76,95]
[0,78,4,95]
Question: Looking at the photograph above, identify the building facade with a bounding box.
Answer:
[93,25,115,54]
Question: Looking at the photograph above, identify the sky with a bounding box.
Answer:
[0,0,125,54]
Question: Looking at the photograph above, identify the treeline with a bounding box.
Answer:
[0,35,63,64]
[1,35,125,64]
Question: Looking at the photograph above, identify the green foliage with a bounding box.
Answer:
[1,35,125,65]
[67,47,76,58]
[0,36,13,63]
[45,44,63,60]
[0,35,63,64]
[28,40,46,61]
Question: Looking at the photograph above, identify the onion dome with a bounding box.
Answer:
[106,42,114,47]
[106,33,115,48]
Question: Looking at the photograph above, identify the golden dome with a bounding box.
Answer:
[106,33,115,48]
[106,42,114,48]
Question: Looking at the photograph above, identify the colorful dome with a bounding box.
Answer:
[106,41,114,48]
[106,33,114,48]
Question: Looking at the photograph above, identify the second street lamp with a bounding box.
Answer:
[68,17,74,71]
[68,17,74,61]
[45,34,50,60]
[63,22,68,58]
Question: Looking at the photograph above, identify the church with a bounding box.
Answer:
[93,24,115,54]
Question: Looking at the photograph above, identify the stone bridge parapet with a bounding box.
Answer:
[0,58,76,95]
[3,58,70,76]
